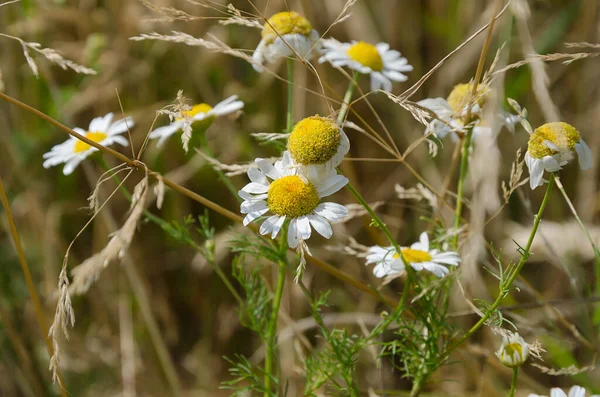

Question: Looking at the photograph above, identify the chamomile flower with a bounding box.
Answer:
[42,113,133,175]
[525,122,593,189]
[287,115,350,177]
[252,11,320,72]
[528,386,600,397]
[417,83,519,141]
[365,232,460,278]
[319,39,413,92]
[496,333,530,368]
[148,95,244,148]
[239,151,349,249]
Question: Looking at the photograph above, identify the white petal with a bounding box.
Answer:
[62,156,84,175]
[314,202,349,222]
[576,140,593,170]
[248,166,268,184]
[308,214,333,239]
[317,174,349,198]
[108,116,134,135]
[271,215,286,239]
[240,200,267,215]
[89,113,113,133]
[241,182,269,194]
[211,98,244,117]
[252,38,267,72]
[149,122,182,141]
[296,216,312,240]
[243,208,268,226]
[287,219,301,248]
[550,389,568,397]
[259,215,279,235]
[382,70,408,82]
[256,158,281,180]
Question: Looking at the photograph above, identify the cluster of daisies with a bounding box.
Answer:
[41,10,594,283]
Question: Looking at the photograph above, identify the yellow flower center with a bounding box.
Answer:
[446,83,490,115]
[499,342,525,367]
[267,175,320,218]
[528,122,581,159]
[288,115,341,165]
[395,249,432,263]
[347,41,383,71]
[181,103,213,119]
[74,131,108,153]
[261,12,313,44]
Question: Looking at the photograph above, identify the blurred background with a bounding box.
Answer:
[1,0,599,396]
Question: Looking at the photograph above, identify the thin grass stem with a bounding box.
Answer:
[0,176,68,396]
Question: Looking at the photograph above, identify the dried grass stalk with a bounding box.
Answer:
[0,33,97,77]
[70,176,149,294]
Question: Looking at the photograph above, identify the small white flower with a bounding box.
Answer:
[319,39,412,92]
[43,113,133,175]
[529,386,600,397]
[365,232,460,278]
[496,333,530,368]
[525,122,593,189]
[239,151,349,249]
[252,11,320,72]
[417,83,520,141]
[287,115,350,178]
[149,95,244,147]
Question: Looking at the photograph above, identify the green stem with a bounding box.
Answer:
[409,378,424,397]
[264,224,288,396]
[196,132,241,202]
[286,59,294,133]
[336,71,360,126]
[508,367,519,397]
[452,127,474,248]
[444,174,555,360]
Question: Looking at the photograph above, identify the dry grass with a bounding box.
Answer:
[1,0,599,396]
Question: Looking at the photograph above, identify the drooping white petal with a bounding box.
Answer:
[296,216,312,240]
[316,174,349,198]
[575,139,593,170]
[314,202,348,222]
[287,218,301,248]
[271,215,286,239]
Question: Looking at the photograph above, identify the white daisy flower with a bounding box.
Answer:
[365,232,460,278]
[42,113,133,175]
[239,151,349,249]
[525,122,593,189]
[318,39,413,92]
[495,332,530,368]
[148,95,244,148]
[287,115,350,178]
[417,83,520,141]
[529,386,600,397]
[252,11,320,73]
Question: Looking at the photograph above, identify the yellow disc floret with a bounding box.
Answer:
[499,342,525,367]
[178,103,215,130]
[399,248,432,263]
[288,116,341,165]
[446,83,490,115]
[74,131,108,153]
[347,41,383,71]
[267,175,320,218]
[528,122,581,159]
[262,12,312,44]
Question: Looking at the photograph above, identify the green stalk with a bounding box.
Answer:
[286,59,294,133]
[336,71,360,126]
[444,174,555,360]
[452,127,474,248]
[264,223,288,396]
[508,367,519,397]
